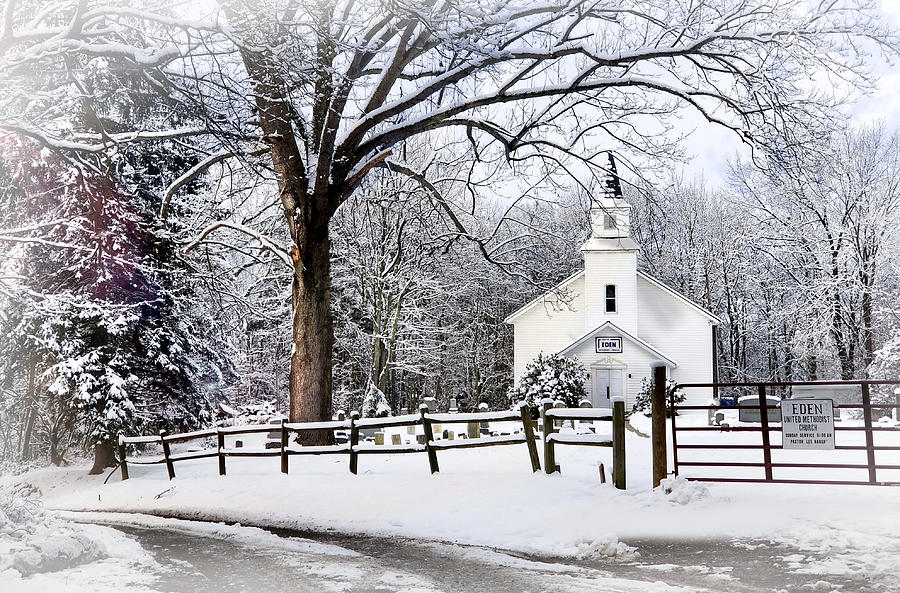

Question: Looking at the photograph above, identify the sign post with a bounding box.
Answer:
[780,399,835,450]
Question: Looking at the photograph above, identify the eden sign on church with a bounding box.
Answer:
[595,337,623,353]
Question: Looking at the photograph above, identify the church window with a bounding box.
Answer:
[605,285,616,313]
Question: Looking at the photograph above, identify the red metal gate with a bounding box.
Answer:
[671,380,900,486]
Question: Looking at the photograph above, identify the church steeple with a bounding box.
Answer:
[584,153,638,250]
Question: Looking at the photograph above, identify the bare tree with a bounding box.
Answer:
[1,0,896,439]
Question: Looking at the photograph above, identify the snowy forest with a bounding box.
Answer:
[1,0,899,471]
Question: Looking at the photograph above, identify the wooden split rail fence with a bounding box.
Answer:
[119,401,626,488]
[543,399,626,489]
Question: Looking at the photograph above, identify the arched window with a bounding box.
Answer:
[605,285,616,313]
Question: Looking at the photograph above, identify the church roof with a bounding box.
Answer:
[503,269,585,324]
[556,321,679,367]
[503,269,721,325]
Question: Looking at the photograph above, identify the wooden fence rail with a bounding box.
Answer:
[541,398,626,489]
[118,402,548,480]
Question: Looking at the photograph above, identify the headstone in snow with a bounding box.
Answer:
[467,422,479,439]
[336,410,346,421]
[449,397,458,413]
[448,431,455,440]
[407,425,415,435]
[374,433,384,446]
[738,395,782,423]
[422,397,437,412]
[478,402,490,434]
[792,385,859,420]
[400,407,409,416]
[391,434,401,445]
[554,400,566,428]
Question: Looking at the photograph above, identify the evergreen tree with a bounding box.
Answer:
[509,353,588,408]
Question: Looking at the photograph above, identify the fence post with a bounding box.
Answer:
[117,436,129,481]
[421,405,439,474]
[757,384,773,482]
[670,387,680,478]
[349,411,360,475]
[861,382,877,484]
[280,419,289,475]
[519,402,541,473]
[651,364,667,488]
[160,430,175,480]
[613,398,626,490]
[217,428,226,476]
[542,399,558,474]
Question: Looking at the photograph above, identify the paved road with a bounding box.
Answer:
[86,522,880,593]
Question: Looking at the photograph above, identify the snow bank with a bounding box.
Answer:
[0,484,104,578]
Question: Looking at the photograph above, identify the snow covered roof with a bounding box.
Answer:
[503,269,585,324]
[504,268,720,325]
[636,271,721,324]
[556,321,678,367]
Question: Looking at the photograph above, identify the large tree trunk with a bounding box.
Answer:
[290,227,334,444]
[89,440,116,474]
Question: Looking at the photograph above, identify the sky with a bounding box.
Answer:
[683,0,900,188]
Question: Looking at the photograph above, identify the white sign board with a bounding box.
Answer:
[780,399,835,450]
[595,337,622,353]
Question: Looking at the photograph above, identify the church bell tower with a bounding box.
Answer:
[581,153,640,334]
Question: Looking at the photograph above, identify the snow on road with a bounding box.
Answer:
[2,412,899,591]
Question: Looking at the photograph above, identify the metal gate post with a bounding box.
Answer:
[861,382,877,484]
[758,384,773,482]
[670,388,679,478]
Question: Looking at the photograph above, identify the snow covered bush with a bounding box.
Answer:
[0,485,103,577]
[630,377,685,418]
[361,382,392,418]
[508,353,588,407]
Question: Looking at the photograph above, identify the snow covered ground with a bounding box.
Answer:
[2,412,899,591]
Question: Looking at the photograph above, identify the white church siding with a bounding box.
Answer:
[635,274,716,406]
[511,273,587,384]
[583,250,638,334]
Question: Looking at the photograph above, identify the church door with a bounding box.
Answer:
[592,368,624,408]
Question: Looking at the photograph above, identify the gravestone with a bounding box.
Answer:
[448,431,455,440]
[416,434,427,445]
[738,395,782,423]
[336,410,346,421]
[442,429,449,439]
[374,433,384,445]
[422,397,437,412]
[792,384,861,420]
[400,407,409,416]
[407,425,415,435]
[467,422,479,438]
[391,434,401,445]
[449,397,459,413]
[553,400,566,428]
[478,402,490,435]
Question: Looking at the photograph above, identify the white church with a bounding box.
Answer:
[505,160,719,409]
